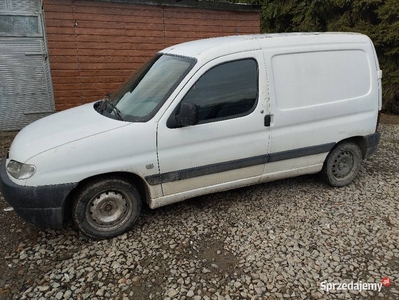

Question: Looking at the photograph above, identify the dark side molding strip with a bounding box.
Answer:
[145,142,335,186]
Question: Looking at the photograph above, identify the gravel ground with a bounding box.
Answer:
[0,121,398,300]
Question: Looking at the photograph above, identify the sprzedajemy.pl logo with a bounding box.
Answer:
[320,277,391,293]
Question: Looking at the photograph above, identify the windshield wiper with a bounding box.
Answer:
[98,99,124,121]
[106,101,124,121]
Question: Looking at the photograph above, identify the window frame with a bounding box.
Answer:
[167,57,259,128]
[0,13,43,37]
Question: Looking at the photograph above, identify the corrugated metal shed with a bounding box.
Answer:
[0,0,54,131]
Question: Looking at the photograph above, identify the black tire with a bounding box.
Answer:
[72,177,141,239]
[321,142,362,187]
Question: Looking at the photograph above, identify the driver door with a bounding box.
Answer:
[156,51,270,196]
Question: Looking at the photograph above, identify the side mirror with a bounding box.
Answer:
[176,102,199,127]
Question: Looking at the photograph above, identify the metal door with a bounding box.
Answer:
[156,51,270,196]
[0,0,54,131]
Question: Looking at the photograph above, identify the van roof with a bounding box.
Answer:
[160,32,369,62]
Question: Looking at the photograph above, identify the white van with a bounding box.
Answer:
[0,33,382,238]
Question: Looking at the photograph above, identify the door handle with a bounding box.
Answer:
[264,115,271,127]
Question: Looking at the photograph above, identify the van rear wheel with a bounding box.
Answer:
[322,142,362,187]
[72,177,141,239]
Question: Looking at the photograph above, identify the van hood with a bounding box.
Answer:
[9,103,129,163]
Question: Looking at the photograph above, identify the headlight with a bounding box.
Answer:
[6,160,36,180]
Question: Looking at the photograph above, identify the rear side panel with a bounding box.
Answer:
[262,37,379,177]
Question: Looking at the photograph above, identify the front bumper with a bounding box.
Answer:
[0,157,77,228]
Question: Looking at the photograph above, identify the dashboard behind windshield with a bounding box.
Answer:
[101,54,196,122]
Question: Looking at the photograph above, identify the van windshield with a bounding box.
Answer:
[97,54,196,122]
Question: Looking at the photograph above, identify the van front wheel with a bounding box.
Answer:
[322,142,362,187]
[72,177,141,239]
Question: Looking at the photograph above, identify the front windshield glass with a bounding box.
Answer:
[103,54,195,122]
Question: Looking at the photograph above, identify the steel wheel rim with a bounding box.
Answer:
[331,150,355,180]
[85,190,132,231]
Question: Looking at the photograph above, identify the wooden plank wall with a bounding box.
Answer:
[42,0,260,111]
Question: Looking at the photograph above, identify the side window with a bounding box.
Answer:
[181,59,258,123]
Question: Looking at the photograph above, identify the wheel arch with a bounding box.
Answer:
[327,136,368,160]
[63,171,151,221]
